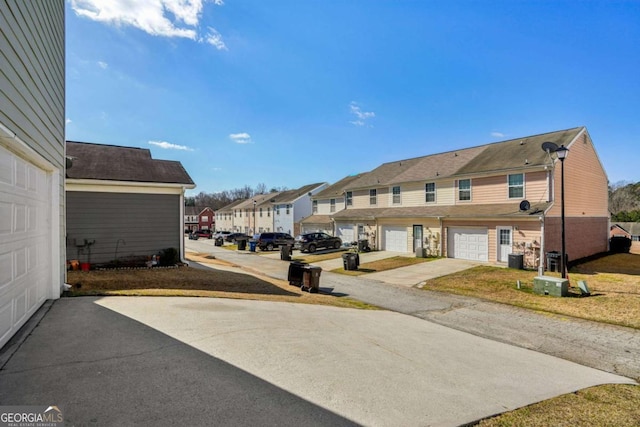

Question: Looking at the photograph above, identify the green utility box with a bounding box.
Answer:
[533,276,569,297]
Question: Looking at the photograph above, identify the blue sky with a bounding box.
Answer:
[65,0,640,195]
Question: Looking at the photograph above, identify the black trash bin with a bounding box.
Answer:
[342,253,359,271]
[302,265,322,293]
[508,253,524,269]
[215,237,223,246]
[280,244,292,261]
[288,261,308,286]
[357,239,371,252]
[546,251,560,272]
[237,238,247,250]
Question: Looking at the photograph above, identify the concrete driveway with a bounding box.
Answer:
[0,297,633,427]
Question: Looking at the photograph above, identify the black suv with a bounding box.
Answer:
[255,232,294,251]
[294,232,342,253]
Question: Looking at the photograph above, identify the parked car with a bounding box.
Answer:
[294,232,342,253]
[225,233,249,243]
[254,232,295,251]
[214,231,232,239]
[195,229,213,239]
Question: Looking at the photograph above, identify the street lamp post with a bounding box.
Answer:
[253,200,257,235]
[555,145,569,278]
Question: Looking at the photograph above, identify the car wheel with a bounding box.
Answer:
[334,241,340,249]
[267,243,274,251]
[308,244,316,253]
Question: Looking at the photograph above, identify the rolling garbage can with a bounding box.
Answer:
[280,244,292,261]
[546,251,560,272]
[288,261,308,286]
[508,253,524,269]
[302,265,322,293]
[249,240,257,252]
[215,237,224,246]
[342,253,359,271]
[237,239,247,251]
[415,247,426,258]
[357,239,370,252]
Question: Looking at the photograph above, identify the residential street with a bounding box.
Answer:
[187,239,640,382]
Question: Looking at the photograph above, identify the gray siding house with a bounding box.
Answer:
[66,141,195,265]
[0,0,65,348]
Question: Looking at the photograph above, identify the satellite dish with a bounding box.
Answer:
[541,141,558,153]
[519,200,531,211]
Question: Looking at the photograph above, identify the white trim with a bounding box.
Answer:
[0,123,62,300]
[66,180,192,194]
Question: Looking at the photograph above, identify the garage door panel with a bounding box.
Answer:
[383,226,408,252]
[449,228,488,261]
[0,145,53,348]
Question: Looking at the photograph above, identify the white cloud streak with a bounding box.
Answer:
[149,140,194,151]
[491,132,506,138]
[229,133,252,144]
[349,102,375,127]
[97,61,108,69]
[70,0,226,49]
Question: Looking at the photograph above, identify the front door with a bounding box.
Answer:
[413,225,423,250]
[497,227,512,262]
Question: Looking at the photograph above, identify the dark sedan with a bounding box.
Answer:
[225,233,250,243]
[294,232,342,253]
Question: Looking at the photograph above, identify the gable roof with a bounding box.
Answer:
[314,174,368,199]
[217,199,246,212]
[234,192,281,210]
[346,127,585,189]
[66,141,195,186]
[271,183,326,204]
[613,222,640,236]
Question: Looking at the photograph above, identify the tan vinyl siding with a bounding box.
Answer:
[401,182,426,206]
[465,171,548,205]
[548,132,609,218]
[0,0,65,284]
[437,180,456,205]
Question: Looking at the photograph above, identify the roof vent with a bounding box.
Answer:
[454,152,458,157]
[524,159,529,165]
[520,140,525,145]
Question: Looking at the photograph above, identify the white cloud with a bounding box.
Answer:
[97,61,108,69]
[70,0,226,48]
[202,27,227,50]
[229,133,252,144]
[491,131,506,138]
[149,140,194,151]
[349,102,375,127]
[66,118,72,124]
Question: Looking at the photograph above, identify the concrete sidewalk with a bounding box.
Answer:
[1,297,633,426]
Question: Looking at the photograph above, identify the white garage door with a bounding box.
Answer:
[337,224,354,244]
[448,227,488,261]
[0,145,52,348]
[382,226,408,252]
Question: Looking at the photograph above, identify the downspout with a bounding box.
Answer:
[438,217,443,257]
[538,214,545,276]
[180,188,189,265]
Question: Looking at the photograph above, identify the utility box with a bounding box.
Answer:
[508,253,524,269]
[533,276,569,297]
[415,247,426,258]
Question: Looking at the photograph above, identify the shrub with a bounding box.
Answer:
[159,248,179,266]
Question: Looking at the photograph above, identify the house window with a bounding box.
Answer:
[458,179,471,201]
[276,205,280,215]
[201,215,208,222]
[286,204,291,215]
[345,192,353,206]
[267,208,271,217]
[259,208,263,217]
[508,174,524,199]
[425,182,436,203]
[330,199,336,212]
[369,189,377,205]
[312,200,318,214]
[392,186,401,204]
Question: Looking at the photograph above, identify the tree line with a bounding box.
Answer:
[185,183,288,211]
[610,181,640,221]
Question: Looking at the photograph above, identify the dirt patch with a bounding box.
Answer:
[65,252,376,310]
